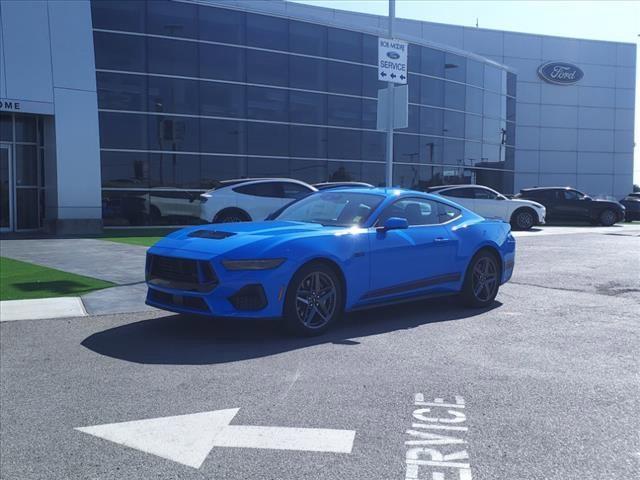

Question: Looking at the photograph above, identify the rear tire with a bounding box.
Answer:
[283,262,343,336]
[461,250,500,308]
[213,208,250,223]
[599,209,616,227]
[510,208,536,231]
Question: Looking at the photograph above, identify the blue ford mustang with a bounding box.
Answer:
[146,188,515,335]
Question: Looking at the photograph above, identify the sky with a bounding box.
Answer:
[292,0,640,186]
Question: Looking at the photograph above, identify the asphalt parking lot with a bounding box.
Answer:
[1,229,639,479]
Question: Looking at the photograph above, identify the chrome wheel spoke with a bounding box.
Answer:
[295,271,337,328]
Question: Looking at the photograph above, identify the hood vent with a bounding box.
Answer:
[188,230,236,239]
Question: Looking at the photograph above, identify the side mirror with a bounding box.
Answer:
[582,196,592,201]
[377,216,409,232]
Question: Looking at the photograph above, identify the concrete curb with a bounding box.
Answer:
[0,297,87,322]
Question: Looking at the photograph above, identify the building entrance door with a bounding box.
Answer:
[0,145,13,232]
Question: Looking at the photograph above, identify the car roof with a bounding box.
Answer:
[214,178,317,190]
[520,186,574,192]
[426,184,491,192]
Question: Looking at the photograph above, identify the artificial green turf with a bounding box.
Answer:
[0,257,114,301]
[98,228,177,247]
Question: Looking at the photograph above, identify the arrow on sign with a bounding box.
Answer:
[390,73,396,79]
[76,408,355,469]
[380,71,387,77]
[400,74,406,80]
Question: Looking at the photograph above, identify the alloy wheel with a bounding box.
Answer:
[472,256,498,302]
[295,271,337,329]
[517,211,534,230]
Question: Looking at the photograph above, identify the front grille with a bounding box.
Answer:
[146,254,218,292]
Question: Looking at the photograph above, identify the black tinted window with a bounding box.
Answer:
[282,182,312,199]
[438,203,462,223]
[441,187,474,199]
[379,198,441,226]
[473,188,498,199]
[234,182,282,198]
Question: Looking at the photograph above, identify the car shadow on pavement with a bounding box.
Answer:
[81,297,502,365]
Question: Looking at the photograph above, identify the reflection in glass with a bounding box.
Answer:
[418,137,442,165]
[199,6,245,43]
[200,119,245,154]
[420,77,444,107]
[443,111,465,138]
[200,44,245,82]
[444,82,465,111]
[246,13,288,51]
[465,114,482,141]
[421,48,445,77]
[420,107,444,136]
[16,188,39,229]
[148,115,199,152]
[149,153,201,188]
[0,114,12,142]
[200,82,245,118]
[15,115,37,143]
[99,112,148,149]
[328,62,362,96]
[289,91,327,125]
[394,134,420,163]
[466,59,484,87]
[101,151,149,188]
[362,131,385,162]
[147,0,197,38]
[147,37,198,76]
[148,76,199,115]
[102,190,149,226]
[290,21,327,56]
[246,50,288,87]
[444,53,466,82]
[97,72,147,111]
[247,123,288,156]
[91,0,146,32]
[328,28,362,62]
[247,86,288,122]
[443,139,465,167]
[328,96,362,128]
[328,129,361,160]
[289,125,327,158]
[149,190,205,225]
[201,156,245,187]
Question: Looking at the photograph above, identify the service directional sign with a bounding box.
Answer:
[378,37,408,84]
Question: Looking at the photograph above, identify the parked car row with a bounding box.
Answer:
[198,177,633,230]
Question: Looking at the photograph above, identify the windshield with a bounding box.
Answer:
[275,192,384,227]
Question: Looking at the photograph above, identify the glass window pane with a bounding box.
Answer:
[200,44,245,82]
[419,137,443,164]
[247,123,288,156]
[246,50,288,87]
[148,76,199,115]
[420,107,443,136]
[200,82,245,118]
[465,86,483,114]
[362,34,378,65]
[93,32,146,71]
[101,151,149,188]
[484,65,502,92]
[482,143,503,165]
[0,114,12,142]
[289,125,327,158]
[507,97,516,122]
[443,139,465,166]
[465,114,482,141]
[246,13,288,51]
[247,86,288,122]
[483,91,502,119]
[147,0,197,38]
[362,99,377,130]
[200,119,245,154]
[483,118,502,144]
[407,74,421,103]
[14,115,37,142]
[97,72,147,111]
[420,77,444,107]
[147,116,199,152]
[199,6,245,43]
[16,188,39,229]
[201,156,246,188]
[289,91,327,125]
[91,0,146,32]
[328,129,361,160]
[328,27,362,62]
[466,59,483,87]
[445,53,466,82]
[328,161,362,182]
[99,112,148,149]
[15,145,38,185]
[290,159,328,184]
[328,62,362,96]
[362,131,385,162]
[148,37,198,76]
[289,20,327,56]
[102,190,150,226]
[507,72,517,97]
[444,82,465,111]
[394,164,440,190]
[362,68,385,98]
[149,153,201,188]
[408,44,421,73]
[397,105,419,134]
[394,133,420,163]
[443,111,465,138]
[421,48,444,77]
[464,141,482,167]
[328,96,361,128]
[506,122,516,146]
[289,56,326,91]
[246,158,288,179]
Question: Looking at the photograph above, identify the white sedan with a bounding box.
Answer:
[428,185,546,230]
[200,178,317,223]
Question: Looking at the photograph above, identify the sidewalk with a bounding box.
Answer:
[0,238,156,318]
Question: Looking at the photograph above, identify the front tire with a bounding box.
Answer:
[283,263,343,336]
[213,208,250,223]
[510,208,536,230]
[599,209,617,227]
[461,251,500,308]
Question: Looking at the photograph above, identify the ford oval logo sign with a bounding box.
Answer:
[537,61,584,85]
[386,51,400,60]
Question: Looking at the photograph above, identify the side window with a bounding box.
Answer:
[282,182,312,199]
[234,182,280,198]
[438,203,462,223]
[379,198,441,226]
[441,187,474,199]
[473,188,498,200]
[562,190,580,201]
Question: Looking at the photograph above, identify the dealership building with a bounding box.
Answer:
[0,0,636,232]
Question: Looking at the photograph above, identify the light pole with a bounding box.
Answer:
[384,0,396,187]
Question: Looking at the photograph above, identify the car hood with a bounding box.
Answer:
[149,221,342,258]
[591,198,625,208]
[510,198,545,209]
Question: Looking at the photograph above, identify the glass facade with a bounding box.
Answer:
[0,113,46,230]
[91,0,516,226]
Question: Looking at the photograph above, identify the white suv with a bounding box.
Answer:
[429,185,546,230]
[200,178,317,223]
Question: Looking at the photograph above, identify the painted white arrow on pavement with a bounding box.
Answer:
[76,408,355,469]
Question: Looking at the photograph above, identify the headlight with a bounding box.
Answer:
[222,258,285,271]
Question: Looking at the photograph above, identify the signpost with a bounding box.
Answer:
[378,0,409,187]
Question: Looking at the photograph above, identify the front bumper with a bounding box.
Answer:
[145,248,291,319]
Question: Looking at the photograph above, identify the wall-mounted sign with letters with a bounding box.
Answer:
[537,61,584,85]
[0,98,54,115]
[378,38,408,84]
